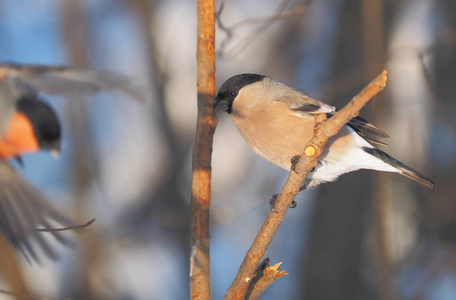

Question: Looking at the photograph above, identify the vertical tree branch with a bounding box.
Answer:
[60,1,98,298]
[190,1,217,299]
[225,71,388,300]
[362,2,396,299]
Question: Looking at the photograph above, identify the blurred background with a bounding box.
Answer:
[0,0,454,299]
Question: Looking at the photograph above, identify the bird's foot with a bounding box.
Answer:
[269,194,279,213]
[269,194,298,212]
[299,180,315,191]
[291,155,301,173]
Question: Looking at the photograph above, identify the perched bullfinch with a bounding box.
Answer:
[0,63,145,262]
[214,74,434,192]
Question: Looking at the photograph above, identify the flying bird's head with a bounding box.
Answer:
[16,95,61,155]
[214,73,265,114]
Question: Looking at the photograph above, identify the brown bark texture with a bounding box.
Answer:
[190,0,217,299]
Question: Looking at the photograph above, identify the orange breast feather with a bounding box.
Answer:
[0,112,38,159]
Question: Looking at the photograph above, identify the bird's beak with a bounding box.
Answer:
[213,97,229,113]
[51,149,60,159]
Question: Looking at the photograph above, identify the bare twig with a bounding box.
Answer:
[224,70,388,300]
[190,1,217,299]
[224,0,293,30]
[36,218,96,232]
[216,0,307,58]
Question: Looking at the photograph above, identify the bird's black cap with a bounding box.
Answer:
[214,73,265,114]
[16,95,61,152]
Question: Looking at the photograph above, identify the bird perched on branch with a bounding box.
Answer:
[214,73,434,193]
[0,63,146,262]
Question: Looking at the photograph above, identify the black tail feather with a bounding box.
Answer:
[363,147,434,189]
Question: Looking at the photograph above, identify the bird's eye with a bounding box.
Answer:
[229,91,237,97]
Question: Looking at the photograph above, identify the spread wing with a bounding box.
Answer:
[0,63,147,102]
[0,161,74,262]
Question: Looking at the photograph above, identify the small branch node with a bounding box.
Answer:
[304,145,317,157]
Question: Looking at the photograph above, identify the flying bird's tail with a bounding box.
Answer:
[363,147,434,188]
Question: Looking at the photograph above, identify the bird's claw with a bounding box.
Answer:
[291,155,301,173]
[269,194,298,212]
[269,194,279,213]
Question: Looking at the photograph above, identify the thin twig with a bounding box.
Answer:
[224,70,388,300]
[36,218,96,232]
[227,0,291,30]
[216,0,228,32]
[216,0,307,58]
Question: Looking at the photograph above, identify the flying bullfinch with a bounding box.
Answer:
[0,63,145,262]
[214,73,434,192]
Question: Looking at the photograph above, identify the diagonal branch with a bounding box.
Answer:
[224,70,388,300]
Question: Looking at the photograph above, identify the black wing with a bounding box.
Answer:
[327,113,389,146]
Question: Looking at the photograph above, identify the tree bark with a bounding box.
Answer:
[190,0,217,299]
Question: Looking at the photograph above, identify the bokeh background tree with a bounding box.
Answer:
[0,0,454,299]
